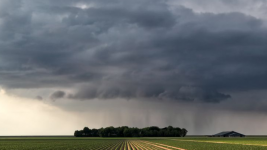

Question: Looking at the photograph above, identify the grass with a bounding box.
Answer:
[1,137,267,149]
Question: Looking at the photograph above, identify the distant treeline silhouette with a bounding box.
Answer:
[74,126,187,137]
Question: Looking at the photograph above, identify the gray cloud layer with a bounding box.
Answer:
[0,0,266,103]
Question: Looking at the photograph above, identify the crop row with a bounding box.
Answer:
[108,140,186,150]
[0,139,122,150]
[0,139,183,150]
[146,139,267,150]
[1,138,267,150]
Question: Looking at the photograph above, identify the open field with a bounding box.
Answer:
[1,137,267,150]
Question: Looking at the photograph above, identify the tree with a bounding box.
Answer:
[174,127,182,137]
[74,126,188,137]
[74,130,83,137]
[131,128,140,137]
[99,128,105,137]
[181,128,188,137]
[91,129,99,137]
[123,128,131,137]
[167,126,173,131]
[83,127,91,137]
[149,126,160,131]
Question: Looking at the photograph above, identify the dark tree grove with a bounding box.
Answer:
[74,126,188,137]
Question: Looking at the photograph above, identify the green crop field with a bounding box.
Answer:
[1,137,267,150]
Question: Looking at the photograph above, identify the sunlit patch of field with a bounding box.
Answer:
[147,137,267,150]
[1,137,267,150]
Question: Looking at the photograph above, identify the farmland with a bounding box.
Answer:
[1,137,267,150]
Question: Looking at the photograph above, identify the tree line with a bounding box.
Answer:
[74,126,187,137]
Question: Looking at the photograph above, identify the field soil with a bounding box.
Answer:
[1,137,267,150]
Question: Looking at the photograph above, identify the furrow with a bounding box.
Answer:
[141,141,186,150]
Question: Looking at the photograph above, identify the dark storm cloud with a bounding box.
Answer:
[50,91,66,100]
[36,96,43,100]
[0,0,266,103]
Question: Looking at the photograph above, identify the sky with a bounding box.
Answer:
[1,0,267,135]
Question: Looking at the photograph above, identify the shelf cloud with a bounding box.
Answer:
[0,0,267,104]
